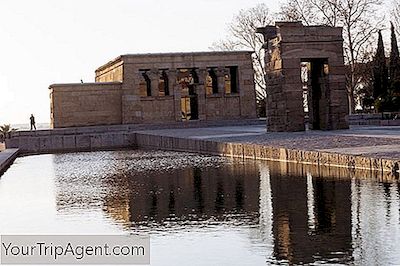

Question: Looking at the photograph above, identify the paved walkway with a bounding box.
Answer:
[139,125,400,159]
[0,149,19,174]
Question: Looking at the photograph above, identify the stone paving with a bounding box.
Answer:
[0,148,19,174]
[139,125,400,160]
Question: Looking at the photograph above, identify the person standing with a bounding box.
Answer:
[30,114,36,130]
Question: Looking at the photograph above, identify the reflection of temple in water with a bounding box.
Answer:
[54,153,400,265]
[100,160,354,264]
[103,162,261,225]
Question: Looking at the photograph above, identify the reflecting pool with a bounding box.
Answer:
[0,150,399,265]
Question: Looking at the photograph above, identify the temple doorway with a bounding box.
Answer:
[301,59,330,130]
[178,69,199,121]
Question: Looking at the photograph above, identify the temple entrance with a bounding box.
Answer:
[181,96,198,121]
[178,69,199,121]
[301,59,329,130]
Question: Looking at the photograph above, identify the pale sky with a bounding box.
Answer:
[0,0,280,125]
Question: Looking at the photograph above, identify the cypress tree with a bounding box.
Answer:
[373,30,388,99]
[389,22,400,84]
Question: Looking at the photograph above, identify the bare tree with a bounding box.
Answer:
[280,0,383,113]
[335,0,383,113]
[210,4,273,111]
[279,0,319,25]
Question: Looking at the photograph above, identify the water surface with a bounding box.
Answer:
[0,150,399,265]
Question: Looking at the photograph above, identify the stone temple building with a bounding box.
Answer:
[257,22,349,132]
[49,51,257,128]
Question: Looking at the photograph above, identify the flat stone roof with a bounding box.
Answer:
[49,81,122,89]
[96,50,253,72]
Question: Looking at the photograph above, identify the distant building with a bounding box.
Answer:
[49,51,257,128]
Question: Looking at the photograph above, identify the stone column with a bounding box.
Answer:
[169,69,181,121]
[134,71,144,96]
[197,68,207,120]
[216,67,226,95]
[149,69,160,97]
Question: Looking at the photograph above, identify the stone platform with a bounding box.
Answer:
[137,125,400,160]
[134,125,400,176]
[4,122,400,176]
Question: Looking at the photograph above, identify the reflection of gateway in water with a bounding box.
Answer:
[267,162,352,265]
[55,154,358,264]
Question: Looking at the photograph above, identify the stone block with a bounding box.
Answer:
[326,153,340,167]
[243,144,255,159]
[51,136,64,151]
[164,136,175,150]
[337,154,351,168]
[231,143,244,159]
[191,139,202,153]
[347,155,356,168]
[126,133,137,146]
[90,135,102,149]
[20,137,40,153]
[112,133,125,147]
[254,145,264,160]
[371,158,382,170]
[5,138,19,149]
[302,150,319,165]
[63,135,76,150]
[177,138,189,151]
[354,156,372,170]
[39,137,52,152]
[101,134,114,148]
[76,135,91,150]
[286,149,301,163]
[268,147,283,161]
[222,143,233,157]
[206,141,219,154]
[382,159,395,173]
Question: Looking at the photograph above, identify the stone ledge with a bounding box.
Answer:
[134,134,400,178]
[5,124,399,179]
[0,149,19,176]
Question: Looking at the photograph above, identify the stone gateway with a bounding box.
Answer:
[257,22,349,132]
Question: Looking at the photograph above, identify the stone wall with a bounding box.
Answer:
[349,113,400,126]
[204,96,241,119]
[6,119,263,154]
[49,82,122,128]
[95,57,123,82]
[116,52,257,124]
[6,130,136,154]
